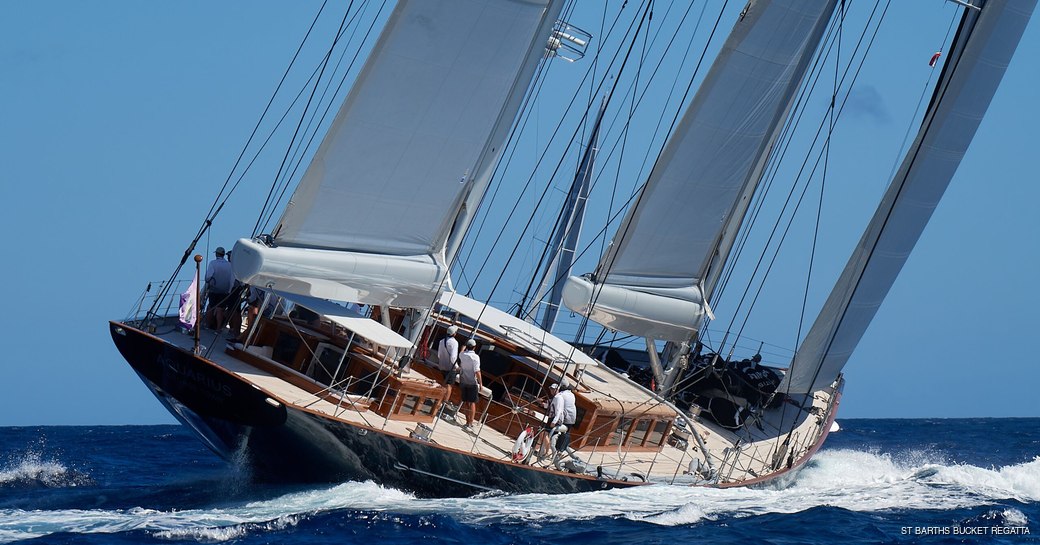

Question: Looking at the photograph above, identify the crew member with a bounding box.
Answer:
[458,339,482,429]
[436,325,460,400]
[204,246,235,330]
[542,379,577,457]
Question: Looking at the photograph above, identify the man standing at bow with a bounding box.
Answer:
[204,246,234,330]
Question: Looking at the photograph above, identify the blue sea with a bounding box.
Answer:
[1,419,1037,544]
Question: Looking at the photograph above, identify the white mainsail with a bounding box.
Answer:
[563,0,838,341]
[781,0,1036,394]
[234,0,564,308]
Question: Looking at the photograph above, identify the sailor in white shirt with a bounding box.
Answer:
[458,339,482,429]
[550,380,576,449]
[436,325,460,399]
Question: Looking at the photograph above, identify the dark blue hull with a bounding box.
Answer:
[109,321,632,497]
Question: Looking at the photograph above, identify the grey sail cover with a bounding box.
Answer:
[564,0,836,340]
[781,0,1036,394]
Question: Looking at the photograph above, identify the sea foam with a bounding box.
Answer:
[0,449,1036,542]
[0,447,92,489]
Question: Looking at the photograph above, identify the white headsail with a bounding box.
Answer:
[234,0,564,308]
[782,0,1036,394]
[563,0,838,341]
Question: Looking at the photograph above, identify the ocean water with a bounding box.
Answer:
[1,419,1037,544]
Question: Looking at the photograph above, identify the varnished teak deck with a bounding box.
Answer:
[156,323,835,488]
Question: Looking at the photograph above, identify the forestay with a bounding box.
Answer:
[564,0,837,341]
[236,0,564,307]
[782,0,1036,394]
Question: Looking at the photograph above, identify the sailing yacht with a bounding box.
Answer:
[110,0,1033,497]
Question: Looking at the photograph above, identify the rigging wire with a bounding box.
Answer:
[473,0,721,335]
[795,1,842,363]
[711,0,890,361]
[770,0,847,452]
[711,3,851,304]
[787,0,978,411]
[435,2,700,392]
[710,3,849,330]
[455,0,657,336]
[146,1,334,318]
[453,0,634,294]
[258,0,390,235]
[463,0,694,303]
[885,6,961,183]
[524,0,711,332]
[454,33,562,294]
[251,2,358,238]
[481,0,728,346]
[571,0,733,348]
[406,0,598,365]
[516,0,697,322]
[457,0,651,294]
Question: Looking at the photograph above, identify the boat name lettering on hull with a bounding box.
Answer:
[160,352,234,398]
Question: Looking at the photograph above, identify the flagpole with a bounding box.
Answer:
[194,254,202,355]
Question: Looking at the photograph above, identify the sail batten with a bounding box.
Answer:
[782,0,1036,394]
[564,0,837,341]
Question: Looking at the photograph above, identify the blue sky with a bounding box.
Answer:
[1,1,1037,426]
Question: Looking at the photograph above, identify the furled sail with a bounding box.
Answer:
[781,0,1036,394]
[234,0,564,308]
[563,0,837,341]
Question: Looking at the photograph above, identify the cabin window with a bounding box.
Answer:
[647,420,670,446]
[418,397,438,417]
[308,344,344,385]
[585,415,614,447]
[582,414,671,450]
[622,418,672,447]
[400,394,420,415]
[629,418,651,446]
[607,417,632,447]
[272,332,301,366]
[376,384,441,422]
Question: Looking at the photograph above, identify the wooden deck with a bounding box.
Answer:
[153,322,834,487]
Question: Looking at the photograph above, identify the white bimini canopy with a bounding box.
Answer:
[274,291,413,349]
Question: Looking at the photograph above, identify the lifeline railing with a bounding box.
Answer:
[124,279,193,325]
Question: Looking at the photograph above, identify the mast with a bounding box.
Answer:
[562,0,839,389]
[531,97,608,333]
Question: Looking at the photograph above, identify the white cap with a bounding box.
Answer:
[446,325,458,335]
[466,339,476,348]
